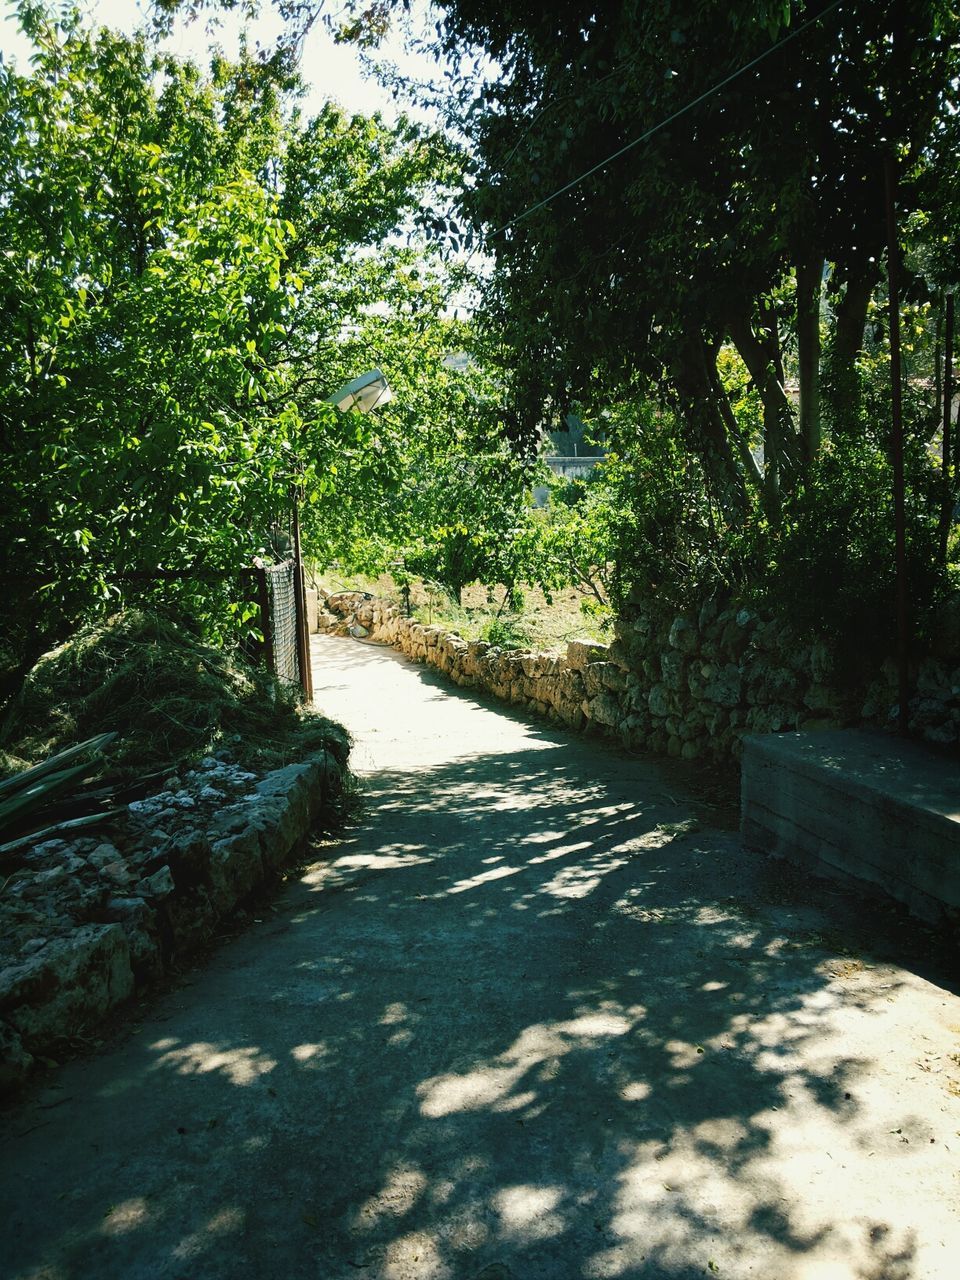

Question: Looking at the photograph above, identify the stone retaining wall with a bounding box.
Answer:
[0,748,345,1095]
[321,592,960,762]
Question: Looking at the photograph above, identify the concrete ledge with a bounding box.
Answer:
[741,730,960,927]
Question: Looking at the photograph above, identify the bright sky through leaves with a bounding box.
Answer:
[0,0,440,123]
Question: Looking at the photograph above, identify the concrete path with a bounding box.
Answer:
[2,635,959,1280]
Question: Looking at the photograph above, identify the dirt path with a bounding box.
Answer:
[2,635,958,1280]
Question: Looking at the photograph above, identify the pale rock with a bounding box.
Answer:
[0,1021,34,1092]
[587,692,621,727]
[566,639,609,671]
[809,639,835,683]
[924,721,959,746]
[703,663,742,708]
[32,840,69,859]
[600,664,628,693]
[668,615,699,654]
[138,866,175,899]
[803,683,844,716]
[88,839,120,870]
[1,924,134,1050]
[34,867,67,886]
[648,684,673,719]
[660,649,687,693]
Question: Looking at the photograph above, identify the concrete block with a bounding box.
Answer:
[305,586,319,633]
[742,729,960,926]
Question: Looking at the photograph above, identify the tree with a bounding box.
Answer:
[358,1,958,525]
[0,2,454,687]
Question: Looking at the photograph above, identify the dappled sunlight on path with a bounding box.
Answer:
[1,636,957,1280]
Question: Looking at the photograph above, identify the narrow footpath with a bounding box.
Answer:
[2,635,958,1280]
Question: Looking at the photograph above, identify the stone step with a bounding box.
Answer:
[741,728,960,927]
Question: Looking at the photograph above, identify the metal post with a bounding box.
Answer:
[253,562,274,675]
[290,490,314,702]
[939,293,955,562]
[884,153,910,736]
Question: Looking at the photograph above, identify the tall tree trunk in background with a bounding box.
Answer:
[939,292,955,564]
[726,307,796,516]
[704,343,764,493]
[670,328,750,519]
[796,255,823,467]
[823,261,877,431]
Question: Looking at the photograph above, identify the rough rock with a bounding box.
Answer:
[340,588,960,788]
[0,924,134,1052]
[566,639,609,671]
[0,747,346,1096]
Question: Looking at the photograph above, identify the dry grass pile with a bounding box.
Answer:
[0,610,349,779]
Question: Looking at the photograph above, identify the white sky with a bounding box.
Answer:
[0,0,443,124]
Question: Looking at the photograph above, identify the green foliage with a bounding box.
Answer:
[376,0,959,533]
[0,733,117,847]
[538,404,727,614]
[4,0,957,692]
[735,413,947,670]
[399,448,542,602]
[0,5,456,685]
[478,615,532,650]
[0,609,350,777]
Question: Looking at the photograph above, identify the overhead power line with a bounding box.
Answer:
[486,0,845,243]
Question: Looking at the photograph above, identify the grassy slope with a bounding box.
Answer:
[312,569,612,650]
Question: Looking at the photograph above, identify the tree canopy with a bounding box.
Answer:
[2,0,958,690]
[0,2,499,682]
[395,0,958,513]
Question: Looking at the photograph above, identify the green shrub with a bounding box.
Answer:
[733,431,947,672]
[479,616,532,649]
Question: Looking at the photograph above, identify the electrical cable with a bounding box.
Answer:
[485,0,845,244]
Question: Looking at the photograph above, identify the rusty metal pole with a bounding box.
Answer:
[884,153,910,736]
[939,293,955,563]
[253,562,274,675]
[290,489,314,702]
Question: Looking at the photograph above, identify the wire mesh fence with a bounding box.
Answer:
[263,560,299,687]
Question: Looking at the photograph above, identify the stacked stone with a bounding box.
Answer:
[0,750,344,1094]
[330,590,960,761]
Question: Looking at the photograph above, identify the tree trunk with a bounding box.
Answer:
[704,343,763,492]
[939,292,955,564]
[796,256,823,467]
[670,328,750,518]
[824,260,877,431]
[726,306,796,512]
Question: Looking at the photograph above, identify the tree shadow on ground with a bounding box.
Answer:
[1,696,955,1280]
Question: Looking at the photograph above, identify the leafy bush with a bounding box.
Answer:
[479,615,533,650]
[732,430,947,671]
[582,412,725,614]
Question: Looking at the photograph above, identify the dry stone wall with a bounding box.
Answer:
[0,747,345,1095]
[321,591,960,762]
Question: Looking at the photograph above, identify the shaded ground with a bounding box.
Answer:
[1,635,958,1280]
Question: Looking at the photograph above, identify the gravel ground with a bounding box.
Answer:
[1,634,957,1280]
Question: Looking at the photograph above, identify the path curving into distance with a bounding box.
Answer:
[2,633,958,1280]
